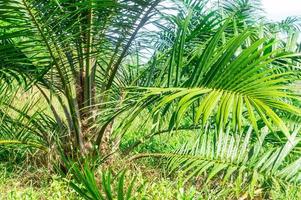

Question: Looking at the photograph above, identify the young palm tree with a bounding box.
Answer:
[0,0,163,155]
[2,0,301,198]
[115,0,301,146]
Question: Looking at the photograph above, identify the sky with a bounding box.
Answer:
[262,0,301,21]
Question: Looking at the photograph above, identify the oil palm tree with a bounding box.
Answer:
[113,1,301,147]
[2,0,301,198]
[0,0,163,155]
[1,0,301,173]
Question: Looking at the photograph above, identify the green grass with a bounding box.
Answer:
[0,167,78,200]
[1,157,301,200]
[1,108,301,200]
[1,127,301,199]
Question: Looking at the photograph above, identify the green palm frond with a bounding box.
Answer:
[0,0,164,151]
[0,37,47,88]
[273,17,301,33]
[221,0,264,23]
[62,158,144,200]
[167,127,301,196]
[0,91,58,151]
[117,22,301,139]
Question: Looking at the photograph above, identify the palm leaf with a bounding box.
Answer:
[119,23,301,139]
[166,127,301,197]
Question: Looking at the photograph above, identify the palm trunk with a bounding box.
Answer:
[74,2,95,155]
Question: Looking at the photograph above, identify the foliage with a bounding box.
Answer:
[0,167,78,200]
[166,127,301,198]
[116,21,301,142]
[62,158,145,200]
[0,0,164,154]
[1,0,301,199]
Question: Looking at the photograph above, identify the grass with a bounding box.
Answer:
[0,168,78,200]
[0,147,76,200]
[1,153,301,199]
[1,115,301,200]
[0,161,185,200]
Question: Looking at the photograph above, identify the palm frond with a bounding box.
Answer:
[117,22,301,139]
[0,90,59,152]
[62,158,144,200]
[166,127,301,197]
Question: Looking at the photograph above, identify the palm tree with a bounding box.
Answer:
[114,1,301,197]
[0,0,162,155]
[116,0,301,147]
[2,0,301,198]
